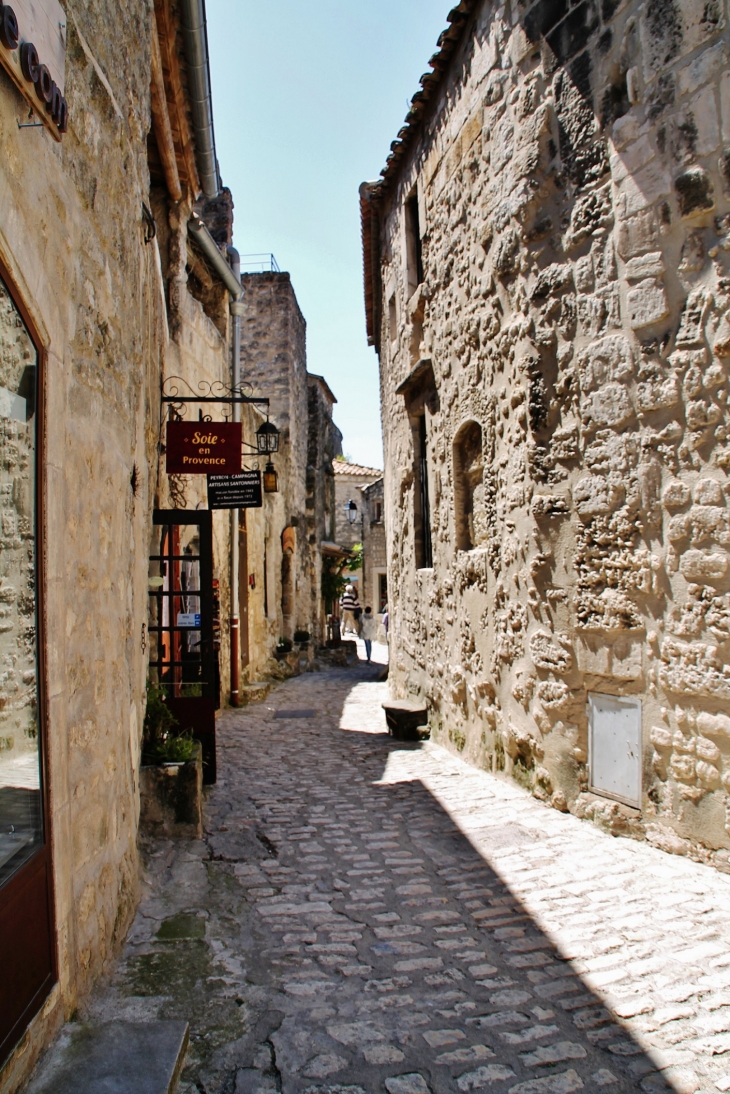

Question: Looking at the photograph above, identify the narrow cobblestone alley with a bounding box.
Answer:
[66,663,730,1094]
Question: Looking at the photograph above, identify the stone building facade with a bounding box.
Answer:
[0,1,274,1088]
[238,274,343,647]
[333,460,385,611]
[361,0,730,867]
[362,477,388,614]
[307,375,344,639]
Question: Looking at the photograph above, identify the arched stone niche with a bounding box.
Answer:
[454,420,485,551]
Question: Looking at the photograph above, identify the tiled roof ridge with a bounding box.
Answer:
[375,0,479,194]
[333,460,383,477]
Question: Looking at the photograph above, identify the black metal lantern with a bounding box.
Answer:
[256,418,280,455]
[263,461,279,493]
[344,499,358,525]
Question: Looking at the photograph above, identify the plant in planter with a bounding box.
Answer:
[276,637,293,654]
[142,682,195,765]
[293,629,311,646]
[140,682,203,839]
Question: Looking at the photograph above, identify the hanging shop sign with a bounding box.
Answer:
[0,1,68,140]
[166,421,242,475]
[207,470,262,510]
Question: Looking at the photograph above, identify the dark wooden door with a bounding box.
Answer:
[238,515,249,671]
[148,511,218,783]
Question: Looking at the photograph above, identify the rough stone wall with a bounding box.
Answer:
[373,0,730,868]
[0,2,158,1087]
[333,471,379,549]
[306,378,342,643]
[362,478,387,612]
[239,274,312,647]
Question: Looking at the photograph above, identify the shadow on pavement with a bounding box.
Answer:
[85,666,680,1094]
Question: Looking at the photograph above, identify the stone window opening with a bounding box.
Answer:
[412,411,433,569]
[388,293,398,344]
[454,420,484,552]
[405,189,424,298]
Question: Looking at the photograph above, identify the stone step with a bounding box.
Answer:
[239,681,272,704]
[27,1020,189,1094]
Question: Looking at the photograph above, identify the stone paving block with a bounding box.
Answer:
[57,665,730,1094]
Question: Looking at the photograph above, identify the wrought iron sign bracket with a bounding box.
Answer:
[160,377,280,458]
[161,377,269,418]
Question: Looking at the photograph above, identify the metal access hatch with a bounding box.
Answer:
[588,693,642,808]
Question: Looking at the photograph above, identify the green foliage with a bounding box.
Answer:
[155,731,196,764]
[143,682,196,765]
[143,682,178,754]
[321,545,363,612]
[277,637,293,653]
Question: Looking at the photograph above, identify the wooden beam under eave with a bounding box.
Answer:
[150,15,182,202]
[155,0,201,200]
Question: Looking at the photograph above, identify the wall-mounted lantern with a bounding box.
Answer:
[344,499,358,525]
[263,461,279,493]
[256,418,280,455]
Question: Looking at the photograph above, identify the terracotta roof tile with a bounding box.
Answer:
[333,460,382,477]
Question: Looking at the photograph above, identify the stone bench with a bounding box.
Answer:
[382,700,430,741]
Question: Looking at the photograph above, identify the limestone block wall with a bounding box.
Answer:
[155,241,236,693]
[372,0,730,867]
[0,2,160,1086]
[362,478,387,612]
[239,274,314,645]
[334,471,376,549]
[306,378,342,643]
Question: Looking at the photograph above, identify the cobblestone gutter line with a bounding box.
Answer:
[73,668,730,1094]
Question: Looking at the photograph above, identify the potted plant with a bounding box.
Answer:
[276,637,293,656]
[293,629,311,648]
[139,683,203,838]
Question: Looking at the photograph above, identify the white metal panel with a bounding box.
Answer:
[589,693,642,808]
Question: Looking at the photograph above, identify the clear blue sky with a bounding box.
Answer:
[206,1,450,470]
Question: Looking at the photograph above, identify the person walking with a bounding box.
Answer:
[339,584,360,635]
[360,606,377,663]
[382,605,389,642]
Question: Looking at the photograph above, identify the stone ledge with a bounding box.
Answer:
[26,1020,189,1094]
[239,682,273,704]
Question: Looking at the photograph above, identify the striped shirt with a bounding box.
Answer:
[340,591,359,612]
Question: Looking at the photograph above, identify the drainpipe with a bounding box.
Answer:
[228,246,244,706]
[179,0,220,198]
[188,215,242,295]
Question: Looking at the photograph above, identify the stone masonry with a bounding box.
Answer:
[333,461,384,611]
[239,274,345,648]
[363,476,388,614]
[361,0,730,867]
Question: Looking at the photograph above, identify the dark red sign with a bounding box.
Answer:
[166,421,242,475]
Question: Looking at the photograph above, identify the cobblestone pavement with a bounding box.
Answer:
[83,662,730,1094]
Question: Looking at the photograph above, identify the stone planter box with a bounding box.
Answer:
[139,742,203,839]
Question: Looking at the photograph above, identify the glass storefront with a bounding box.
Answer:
[0,273,41,890]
